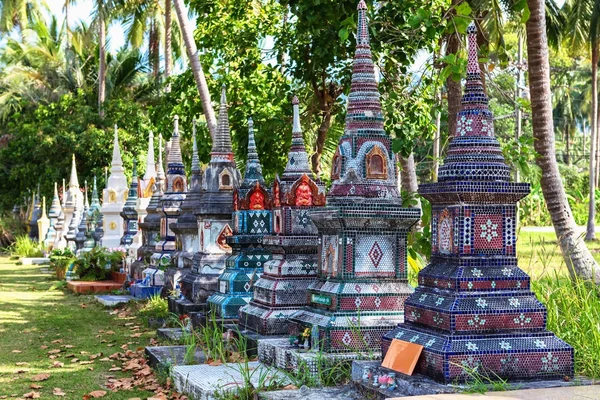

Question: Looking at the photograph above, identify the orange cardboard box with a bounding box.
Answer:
[381,339,423,376]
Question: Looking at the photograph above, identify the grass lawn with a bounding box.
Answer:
[517,230,600,278]
[0,257,157,399]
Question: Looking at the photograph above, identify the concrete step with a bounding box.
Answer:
[172,361,290,399]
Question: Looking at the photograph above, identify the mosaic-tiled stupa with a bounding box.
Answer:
[172,119,203,269]
[65,156,84,250]
[53,180,67,249]
[28,191,41,241]
[239,97,325,335]
[151,116,187,268]
[101,126,128,248]
[382,24,574,382]
[291,1,421,353]
[121,160,139,249]
[207,118,273,319]
[129,131,157,261]
[74,183,89,252]
[133,134,166,279]
[181,86,241,304]
[43,182,62,249]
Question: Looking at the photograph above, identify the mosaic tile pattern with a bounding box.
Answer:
[239,97,326,335]
[171,120,203,269]
[181,86,241,304]
[290,1,421,353]
[120,160,139,248]
[382,24,574,382]
[151,116,187,269]
[207,119,273,319]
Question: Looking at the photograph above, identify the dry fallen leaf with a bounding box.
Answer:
[80,303,87,308]
[80,361,94,365]
[108,367,122,372]
[22,392,40,399]
[63,345,75,349]
[12,350,22,353]
[15,362,29,366]
[31,373,50,382]
[87,390,106,398]
[28,384,42,390]
[15,369,29,374]
[52,388,66,396]
[51,339,63,344]
[282,384,298,390]
[71,358,79,363]
[51,361,64,368]
[40,345,48,349]
[47,349,61,355]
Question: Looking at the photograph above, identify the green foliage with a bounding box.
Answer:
[533,273,600,378]
[8,235,44,257]
[72,247,124,281]
[138,294,170,320]
[48,248,76,280]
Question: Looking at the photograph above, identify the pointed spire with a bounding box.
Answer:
[91,176,100,210]
[212,85,234,156]
[41,196,47,219]
[69,155,79,188]
[84,180,89,209]
[49,182,61,218]
[156,133,166,193]
[125,160,139,205]
[191,118,201,174]
[241,118,264,186]
[344,0,384,136]
[167,115,184,167]
[144,131,156,181]
[61,178,66,207]
[437,22,511,183]
[112,124,123,167]
[283,96,312,179]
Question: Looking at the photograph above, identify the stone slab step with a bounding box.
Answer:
[21,257,50,265]
[259,385,362,400]
[157,328,184,342]
[172,362,290,400]
[145,346,205,369]
[95,295,134,307]
[67,280,122,294]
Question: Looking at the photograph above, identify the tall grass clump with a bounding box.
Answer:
[532,272,600,378]
[8,235,44,257]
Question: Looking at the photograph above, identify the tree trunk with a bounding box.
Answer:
[433,90,441,181]
[310,106,332,176]
[65,0,70,50]
[564,123,570,165]
[596,91,600,188]
[98,18,106,117]
[399,153,421,208]
[587,43,598,241]
[526,0,600,282]
[164,0,172,91]
[445,0,462,138]
[150,21,160,82]
[173,0,217,139]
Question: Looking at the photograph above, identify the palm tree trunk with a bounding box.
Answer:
[65,0,70,50]
[587,43,598,241]
[172,0,216,139]
[433,90,441,181]
[98,18,106,117]
[164,0,172,90]
[526,0,600,282]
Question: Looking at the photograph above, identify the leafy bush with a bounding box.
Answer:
[49,248,75,280]
[138,294,170,320]
[0,214,26,248]
[8,235,44,257]
[72,247,124,281]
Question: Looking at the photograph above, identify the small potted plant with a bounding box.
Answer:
[301,327,311,350]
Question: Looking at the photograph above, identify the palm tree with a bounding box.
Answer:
[562,0,600,241]
[92,0,120,117]
[526,0,600,282]
[0,0,45,35]
[172,0,217,139]
[120,0,182,83]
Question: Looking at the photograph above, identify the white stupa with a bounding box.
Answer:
[62,155,84,249]
[100,125,128,248]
